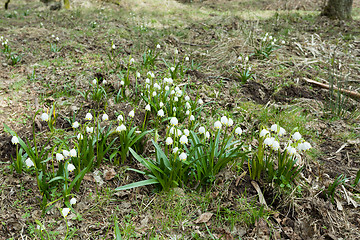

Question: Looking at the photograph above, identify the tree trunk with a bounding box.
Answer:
[322,0,353,20]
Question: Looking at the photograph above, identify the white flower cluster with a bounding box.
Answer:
[260,124,312,154]
[262,33,277,45]
[51,34,60,42]
[0,36,8,47]
[142,72,196,120]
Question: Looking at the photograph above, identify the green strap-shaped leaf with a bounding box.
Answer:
[115,178,159,191]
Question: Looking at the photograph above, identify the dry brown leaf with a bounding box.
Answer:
[335,197,343,211]
[104,168,116,181]
[195,212,213,224]
[251,181,268,208]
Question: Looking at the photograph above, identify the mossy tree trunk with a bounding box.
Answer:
[322,0,353,20]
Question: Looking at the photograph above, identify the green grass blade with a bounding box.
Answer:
[115,178,159,191]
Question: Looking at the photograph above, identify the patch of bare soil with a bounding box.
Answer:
[241,81,273,104]
[273,84,326,102]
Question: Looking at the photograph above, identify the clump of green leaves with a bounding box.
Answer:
[1,36,22,65]
[326,174,347,204]
[249,124,311,190]
[251,33,282,60]
[323,55,351,119]
[116,116,247,191]
[234,55,253,83]
[49,35,63,53]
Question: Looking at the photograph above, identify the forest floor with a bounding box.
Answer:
[0,0,360,239]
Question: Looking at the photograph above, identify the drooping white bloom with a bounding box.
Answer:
[303,142,312,150]
[271,124,286,136]
[170,67,175,72]
[186,102,191,109]
[270,124,278,132]
[292,132,302,141]
[235,127,242,135]
[92,79,97,85]
[170,90,175,95]
[25,158,34,168]
[173,107,176,112]
[165,86,170,91]
[154,83,161,90]
[62,208,70,218]
[117,115,124,122]
[297,143,305,151]
[116,124,126,132]
[286,146,296,155]
[198,98,203,104]
[41,113,49,122]
[159,102,164,108]
[86,126,94,134]
[72,121,80,128]
[185,96,190,101]
[199,126,206,134]
[56,153,64,161]
[227,118,234,127]
[173,147,179,154]
[185,110,190,115]
[147,71,155,78]
[145,104,151,111]
[214,121,222,129]
[145,78,151,84]
[156,44,161,49]
[177,129,182,136]
[70,149,77,157]
[120,80,125,86]
[129,58,135,64]
[179,152,187,161]
[102,114,109,121]
[276,127,285,135]
[298,142,312,151]
[180,135,188,144]
[190,115,195,121]
[128,110,135,118]
[176,90,183,98]
[62,150,70,159]
[174,97,179,102]
[112,44,116,50]
[85,113,93,121]
[55,37,59,41]
[185,56,189,61]
[221,116,228,125]
[184,129,190,136]
[11,136,19,145]
[157,109,164,117]
[170,117,178,126]
[136,72,141,78]
[77,133,83,140]
[67,163,75,172]
[174,48,178,55]
[271,141,280,151]
[70,197,77,205]
[152,91,157,97]
[166,137,173,145]
[259,129,270,138]
[205,131,210,139]
[264,137,275,146]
